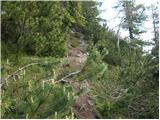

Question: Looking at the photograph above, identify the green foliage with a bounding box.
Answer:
[76,47,107,82]
[114,0,147,39]
[1,1,158,119]
[79,1,107,43]
[68,33,80,48]
[61,1,86,28]
[1,1,86,57]
[1,56,76,119]
[151,2,159,58]
[76,38,158,119]
[90,46,158,119]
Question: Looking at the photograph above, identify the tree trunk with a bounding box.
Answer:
[129,27,134,40]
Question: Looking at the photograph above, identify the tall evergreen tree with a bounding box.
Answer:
[114,0,146,40]
[151,2,159,57]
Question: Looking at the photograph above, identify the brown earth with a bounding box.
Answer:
[66,40,101,119]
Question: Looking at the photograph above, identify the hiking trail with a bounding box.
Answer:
[64,36,101,119]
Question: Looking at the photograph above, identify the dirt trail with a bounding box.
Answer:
[66,39,100,119]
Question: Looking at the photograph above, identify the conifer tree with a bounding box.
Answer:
[151,2,159,57]
[114,0,146,40]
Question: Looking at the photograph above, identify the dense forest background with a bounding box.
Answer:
[1,1,159,119]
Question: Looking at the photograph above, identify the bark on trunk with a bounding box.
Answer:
[129,27,134,40]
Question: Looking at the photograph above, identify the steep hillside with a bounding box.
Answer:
[1,1,159,119]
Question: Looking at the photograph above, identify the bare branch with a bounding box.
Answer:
[42,70,81,88]
[1,62,41,87]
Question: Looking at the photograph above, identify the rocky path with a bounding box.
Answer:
[65,39,101,119]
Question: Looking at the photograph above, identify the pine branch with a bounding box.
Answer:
[42,70,81,88]
[1,62,41,87]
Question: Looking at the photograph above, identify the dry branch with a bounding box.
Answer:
[1,62,41,87]
[42,70,81,88]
